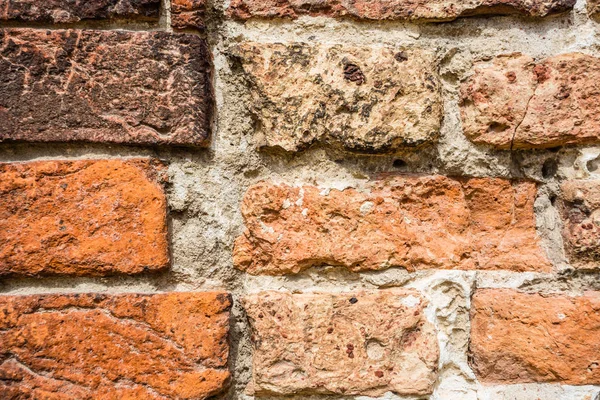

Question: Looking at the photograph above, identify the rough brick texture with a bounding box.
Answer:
[559,180,600,269]
[0,292,231,399]
[460,52,600,149]
[0,159,169,276]
[244,290,438,396]
[0,0,160,23]
[470,289,600,385]
[234,176,550,275]
[171,0,205,29]
[0,29,212,146]
[232,43,441,153]
[229,0,575,20]
[589,0,600,17]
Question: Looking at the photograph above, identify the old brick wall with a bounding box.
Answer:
[2,0,600,399]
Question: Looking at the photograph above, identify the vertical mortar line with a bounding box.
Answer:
[160,0,173,32]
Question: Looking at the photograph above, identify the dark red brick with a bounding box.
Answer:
[0,29,212,146]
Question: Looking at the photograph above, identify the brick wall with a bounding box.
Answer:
[1,0,600,399]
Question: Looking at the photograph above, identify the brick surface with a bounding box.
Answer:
[0,29,212,146]
[470,289,600,384]
[559,180,600,269]
[0,0,160,23]
[0,292,231,399]
[232,43,442,153]
[0,159,169,276]
[229,0,574,20]
[171,0,205,29]
[589,0,600,17]
[244,290,438,396]
[234,176,550,275]
[460,52,600,149]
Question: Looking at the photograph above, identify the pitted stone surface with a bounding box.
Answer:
[229,0,575,20]
[243,290,439,396]
[559,180,600,269]
[171,0,205,29]
[0,292,231,399]
[234,176,550,275]
[0,29,212,146]
[231,43,442,153]
[471,289,600,385]
[0,159,169,276]
[0,0,160,23]
[460,53,600,149]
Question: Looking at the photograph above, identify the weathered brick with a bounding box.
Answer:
[0,159,169,276]
[589,0,600,17]
[233,176,550,275]
[231,43,442,153]
[0,0,160,23]
[559,180,600,269]
[229,0,574,20]
[470,289,600,384]
[460,52,600,149]
[0,292,231,399]
[0,29,212,146]
[244,290,438,396]
[171,0,205,29]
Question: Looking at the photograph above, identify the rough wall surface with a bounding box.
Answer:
[2,0,600,399]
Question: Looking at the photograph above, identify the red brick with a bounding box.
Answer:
[0,29,212,146]
[229,0,574,20]
[0,292,231,399]
[470,289,600,384]
[171,0,205,29]
[559,180,600,268]
[0,0,160,23]
[460,53,600,149]
[244,290,438,396]
[0,159,169,276]
[233,176,551,275]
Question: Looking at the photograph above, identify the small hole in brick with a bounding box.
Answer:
[587,155,600,173]
[542,159,558,179]
[393,159,407,168]
[349,297,358,304]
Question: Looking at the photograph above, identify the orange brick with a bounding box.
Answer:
[0,292,231,399]
[0,159,169,276]
[470,289,600,384]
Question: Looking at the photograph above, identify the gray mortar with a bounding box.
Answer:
[1,0,600,398]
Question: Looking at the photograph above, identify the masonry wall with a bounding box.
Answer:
[2,0,600,399]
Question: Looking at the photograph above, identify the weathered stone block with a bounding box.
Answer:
[234,176,550,275]
[0,0,160,23]
[471,289,600,384]
[229,0,575,20]
[0,159,169,276]
[0,29,212,146]
[171,0,205,29]
[461,53,600,149]
[0,292,231,399]
[244,290,439,396]
[232,43,442,153]
[559,180,600,268]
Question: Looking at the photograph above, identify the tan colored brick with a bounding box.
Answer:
[229,0,575,20]
[234,176,551,275]
[244,290,438,396]
[0,159,169,276]
[0,0,159,23]
[460,52,600,149]
[559,180,600,268]
[0,292,231,399]
[232,43,442,153]
[0,29,212,146]
[470,289,600,384]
